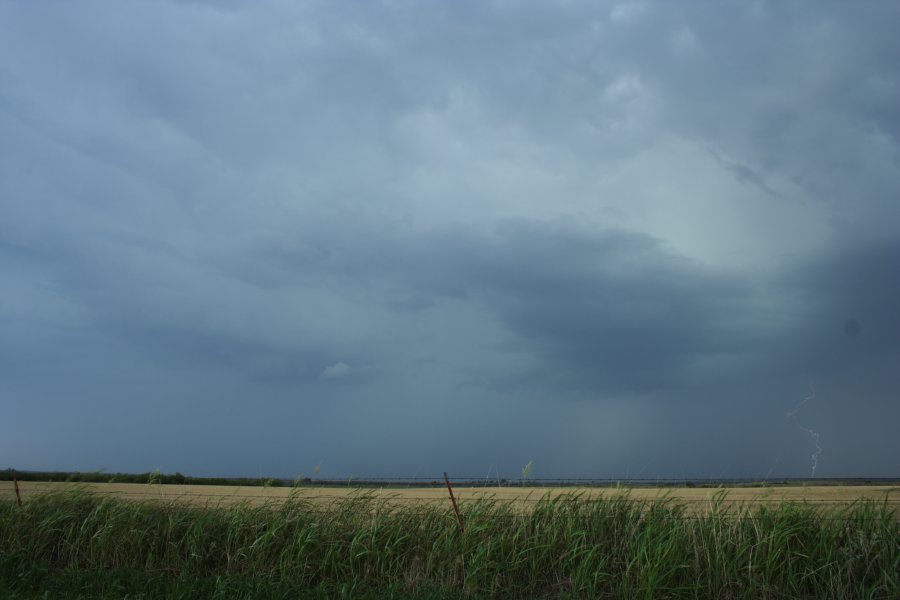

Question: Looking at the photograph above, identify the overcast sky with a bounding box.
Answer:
[2,1,899,480]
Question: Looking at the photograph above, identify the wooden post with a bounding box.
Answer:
[12,469,22,508]
[443,472,464,534]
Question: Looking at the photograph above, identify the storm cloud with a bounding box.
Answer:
[2,0,898,479]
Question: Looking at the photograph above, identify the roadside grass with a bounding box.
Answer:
[1,488,897,598]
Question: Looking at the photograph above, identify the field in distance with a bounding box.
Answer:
[3,481,898,513]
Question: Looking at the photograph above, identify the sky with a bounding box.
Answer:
[2,0,899,480]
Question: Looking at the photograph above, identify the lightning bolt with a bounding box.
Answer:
[763,452,782,481]
[787,381,823,478]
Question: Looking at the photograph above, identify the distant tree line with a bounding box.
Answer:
[4,469,893,488]
[1,469,282,487]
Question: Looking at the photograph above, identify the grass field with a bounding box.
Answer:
[3,480,900,511]
[2,482,899,598]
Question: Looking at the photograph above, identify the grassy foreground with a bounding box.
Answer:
[1,489,898,599]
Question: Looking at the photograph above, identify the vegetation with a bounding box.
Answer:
[1,468,282,487]
[1,488,898,599]
[5,468,898,489]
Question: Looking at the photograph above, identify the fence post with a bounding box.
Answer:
[443,472,464,534]
[12,469,22,508]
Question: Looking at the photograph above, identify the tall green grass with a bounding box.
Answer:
[1,489,897,598]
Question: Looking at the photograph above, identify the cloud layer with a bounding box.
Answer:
[2,0,898,479]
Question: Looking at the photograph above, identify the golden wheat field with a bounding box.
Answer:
[3,481,899,513]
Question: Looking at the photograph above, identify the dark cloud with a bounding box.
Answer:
[399,222,753,395]
[2,0,898,478]
[772,240,900,373]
